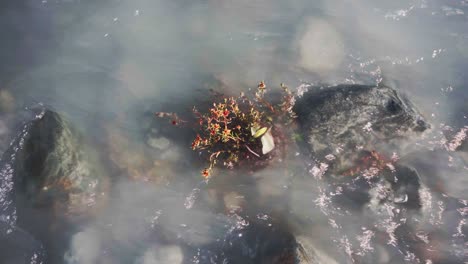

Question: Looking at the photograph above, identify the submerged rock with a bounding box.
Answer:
[0,109,110,263]
[104,124,176,184]
[293,84,429,175]
[195,218,297,264]
[289,85,438,262]
[12,110,109,219]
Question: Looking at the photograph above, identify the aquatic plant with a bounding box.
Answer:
[342,150,395,178]
[156,81,296,179]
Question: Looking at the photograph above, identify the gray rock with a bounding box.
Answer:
[12,109,109,218]
[293,84,429,174]
[0,109,110,263]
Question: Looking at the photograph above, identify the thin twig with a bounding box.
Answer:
[245,145,260,158]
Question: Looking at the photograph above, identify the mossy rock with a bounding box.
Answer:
[12,110,109,218]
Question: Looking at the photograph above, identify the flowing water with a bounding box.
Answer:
[0,0,467,263]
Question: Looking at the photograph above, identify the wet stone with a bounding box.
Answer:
[293,84,429,176]
[0,109,111,263]
[382,165,421,210]
[201,219,298,264]
[329,164,423,215]
[12,110,109,218]
[104,124,175,184]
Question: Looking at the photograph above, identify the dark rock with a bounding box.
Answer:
[195,219,298,264]
[221,222,296,264]
[382,165,422,210]
[12,110,109,218]
[292,84,429,215]
[329,164,422,212]
[332,177,372,211]
[0,108,109,263]
[293,84,429,174]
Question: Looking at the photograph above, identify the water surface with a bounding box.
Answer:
[0,0,467,263]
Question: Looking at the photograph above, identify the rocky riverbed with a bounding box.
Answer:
[1,0,467,263]
[0,82,466,263]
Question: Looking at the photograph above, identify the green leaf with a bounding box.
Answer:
[253,127,268,138]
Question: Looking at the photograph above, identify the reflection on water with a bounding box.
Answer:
[0,0,467,263]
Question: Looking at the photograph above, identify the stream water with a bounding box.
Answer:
[0,0,467,263]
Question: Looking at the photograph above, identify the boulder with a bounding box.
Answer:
[293,84,429,175]
[12,109,109,218]
[0,108,109,262]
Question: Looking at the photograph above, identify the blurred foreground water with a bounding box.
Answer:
[0,0,467,263]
